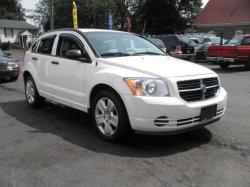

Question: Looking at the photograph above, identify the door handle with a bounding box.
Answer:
[32,57,38,61]
[51,61,59,65]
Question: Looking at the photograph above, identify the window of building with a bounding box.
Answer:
[4,28,14,38]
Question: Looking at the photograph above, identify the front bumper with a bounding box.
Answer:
[170,52,196,60]
[207,57,235,63]
[0,67,20,79]
[122,87,227,134]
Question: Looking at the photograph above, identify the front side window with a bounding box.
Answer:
[56,35,82,58]
[0,49,6,57]
[37,36,56,55]
[85,32,165,58]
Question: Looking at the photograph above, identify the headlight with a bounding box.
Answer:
[123,78,170,97]
[7,61,19,68]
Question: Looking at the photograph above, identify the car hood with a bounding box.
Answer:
[0,56,17,62]
[99,55,215,78]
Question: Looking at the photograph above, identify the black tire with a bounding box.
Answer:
[24,76,45,108]
[220,62,229,69]
[9,76,19,81]
[245,58,250,70]
[91,90,131,141]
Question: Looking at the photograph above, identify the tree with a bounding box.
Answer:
[134,0,201,34]
[29,0,138,31]
[29,0,201,34]
[0,0,25,20]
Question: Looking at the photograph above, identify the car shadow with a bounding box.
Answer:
[0,100,213,158]
[0,78,15,84]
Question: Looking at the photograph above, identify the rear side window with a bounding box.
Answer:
[159,36,179,48]
[37,35,56,55]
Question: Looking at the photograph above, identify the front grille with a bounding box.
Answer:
[177,108,225,126]
[0,63,7,70]
[177,77,219,102]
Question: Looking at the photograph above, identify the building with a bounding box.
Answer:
[0,19,39,48]
[193,0,250,39]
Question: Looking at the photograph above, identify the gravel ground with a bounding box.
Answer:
[0,53,250,187]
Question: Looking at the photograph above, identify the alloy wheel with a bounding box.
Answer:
[95,97,119,136]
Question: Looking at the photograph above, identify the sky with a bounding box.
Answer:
[202,0,209,8]
[21,0,210,24]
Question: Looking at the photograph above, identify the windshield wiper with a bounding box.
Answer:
[100,52,131,57]
[132,52,164,56]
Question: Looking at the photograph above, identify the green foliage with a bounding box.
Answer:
[29,0,201,34]
[0,0,25,20]
[134,0,202,34]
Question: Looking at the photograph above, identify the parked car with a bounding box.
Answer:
[23,29,227,141]
[196,37,227,61]
[207,35,250,69]
[0,48,20,81]
[156,34,196,61]
[146,37,167,53]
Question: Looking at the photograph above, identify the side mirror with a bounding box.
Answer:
[166,47,171,55]
[65,49,82,59]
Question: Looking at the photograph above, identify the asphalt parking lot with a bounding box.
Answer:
[0,51,250,187]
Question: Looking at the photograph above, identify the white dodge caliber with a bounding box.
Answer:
[23,29,227,141]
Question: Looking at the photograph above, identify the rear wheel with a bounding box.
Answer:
[220,62,229,69]
[24,76,45,108]
[91,90,130,141]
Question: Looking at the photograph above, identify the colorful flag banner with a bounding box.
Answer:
[108,13,113,30]
[72,1,78,29]
[127,17,132,32]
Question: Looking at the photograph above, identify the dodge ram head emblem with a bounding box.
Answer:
[200,80,207,100]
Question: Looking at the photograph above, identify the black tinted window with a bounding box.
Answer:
[37,36,56,55]
[159,36,179,48]
[242,37,250,45]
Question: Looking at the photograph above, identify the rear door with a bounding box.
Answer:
[35,34,57,96]
[47,33,90,110]
[238,37,250,58]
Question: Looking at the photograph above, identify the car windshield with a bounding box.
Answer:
[84,32,166,58]
[0,49,6,57]
[225,36,243,46]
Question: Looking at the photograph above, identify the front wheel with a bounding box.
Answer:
[24,76,45,108]
[220,62,229,69]
[10,76,19,81]
[245,58,250,70]
[91,90,131,141]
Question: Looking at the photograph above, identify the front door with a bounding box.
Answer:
[48,33,89,110]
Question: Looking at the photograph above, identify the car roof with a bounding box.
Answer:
[78,28,126,33]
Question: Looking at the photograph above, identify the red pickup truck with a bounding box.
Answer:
[207,35,250,69]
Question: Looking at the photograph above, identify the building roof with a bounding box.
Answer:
[194,0,250,27]
[0,19,38,30]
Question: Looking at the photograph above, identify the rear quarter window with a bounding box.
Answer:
[31,41,39,53]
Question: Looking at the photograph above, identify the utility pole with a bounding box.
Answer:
[93,0,96,28]
[48,0,54,30]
